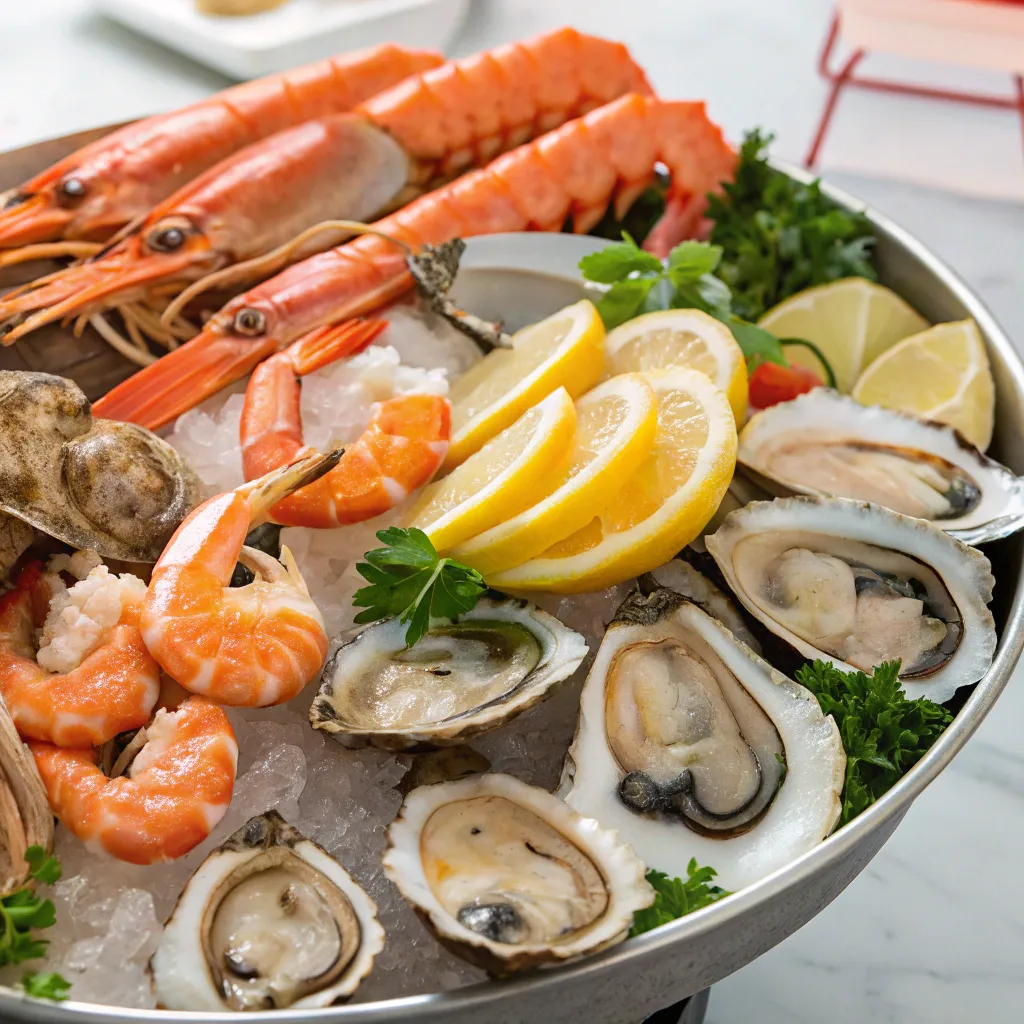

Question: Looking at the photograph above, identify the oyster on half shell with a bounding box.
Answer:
[706,496,997,704]
[383,773,653,975]
[738,389,1024,544]
[151,811,384,1011]
[0,371,202,563]
[560,587,845,891]
[310,595,588,749]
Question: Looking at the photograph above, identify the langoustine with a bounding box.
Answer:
[239,319,450,528]
[0,28,652,361]
[95,93,736,430]
[140,451,338,707]
[30,696,237,864]
[0,560,160,747]
[0,44,442,257]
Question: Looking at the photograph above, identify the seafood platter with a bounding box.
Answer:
[0,26,1020,1024]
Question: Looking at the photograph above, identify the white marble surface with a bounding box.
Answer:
[0,2,1023,1022]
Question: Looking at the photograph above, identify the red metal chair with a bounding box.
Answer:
[806,0,1024,168]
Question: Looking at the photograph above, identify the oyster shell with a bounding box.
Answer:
[738,389,1024,544]
[0,693,54,895]
[0,371,202,562]
[310,595,588,749]
[706,496,996,703]
[151,811,384,1011]
[560,588,844,891]
[643,557,761,653]
[383,773,652,975]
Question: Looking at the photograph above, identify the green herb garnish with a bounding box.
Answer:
[0,847,69,1000]
[629,861,731,937]
[578,232,789,371]
[706,129,876,321]
[796,660,953,826]
[352,527,488,647]
[21,972,71,1002]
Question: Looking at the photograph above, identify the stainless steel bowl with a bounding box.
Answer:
[1,156,1021,1024]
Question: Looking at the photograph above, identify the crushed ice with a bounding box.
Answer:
[9,311,633,1007]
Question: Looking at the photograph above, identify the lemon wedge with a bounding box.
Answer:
[758,278,928,393]
[604,308,748,423]
[488,368,737,593]
[851,319,995,450]
[406,388,577,552]
[450,374,659,576]
[443,298,605,470]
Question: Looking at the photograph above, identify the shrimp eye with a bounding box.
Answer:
[148,226,186,252]
[233,308,267,337]
[57,177,87,205]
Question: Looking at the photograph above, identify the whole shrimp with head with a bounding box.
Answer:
[239,318,450,528]
[0,553,160,747]
[96,93,736,430]
[141,450,339,707]
[0,28,651,361]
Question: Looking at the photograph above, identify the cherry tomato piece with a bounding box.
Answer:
[748,361,824,409]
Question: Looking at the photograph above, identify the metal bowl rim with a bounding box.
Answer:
[3,168,1022,1023]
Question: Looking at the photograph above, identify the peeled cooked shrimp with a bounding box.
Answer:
[30,696,237,864]
[239,318,450,528]
[0,563,160,747]
[140,451,336,707]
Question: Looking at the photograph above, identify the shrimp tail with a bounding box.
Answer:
[241,448,345,524]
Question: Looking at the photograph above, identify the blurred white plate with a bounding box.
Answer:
[94,0,470,80]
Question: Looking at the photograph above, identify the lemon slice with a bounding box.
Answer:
[450,374,659,577]
[604,308,748,423]
[443,298,605,470]
[851,319,995,450]
[758,278,928,393]
[406,387,577,552]
[489,369,737,593]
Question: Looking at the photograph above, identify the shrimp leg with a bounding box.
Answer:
[30,696,237,864]
[95,94,736,431]
[140,451,338,707]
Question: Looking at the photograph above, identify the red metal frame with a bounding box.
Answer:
[805,9,1024,168]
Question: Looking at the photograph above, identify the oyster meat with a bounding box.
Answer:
[310,595,587,749]
[561,587,845,891]
[706,496,997,703]
[0,371,202,562]
[383,773,652,975]
[151,811,384,1011]
[738,389,1024,544]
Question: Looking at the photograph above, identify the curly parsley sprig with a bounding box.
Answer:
[796,660,953,825]
[0,847,70,1001]
[630,861,731,937]
[352,527,487,647]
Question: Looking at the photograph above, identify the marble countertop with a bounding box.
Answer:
[1,2,1023,1022]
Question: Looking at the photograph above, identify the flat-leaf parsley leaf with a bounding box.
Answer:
[352,527,488,647]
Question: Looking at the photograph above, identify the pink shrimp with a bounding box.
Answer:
[239,318,450,528]
[30,696,237,864]
[0,562,160,747]
[95,94,735,431]
[140,451,336,707]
